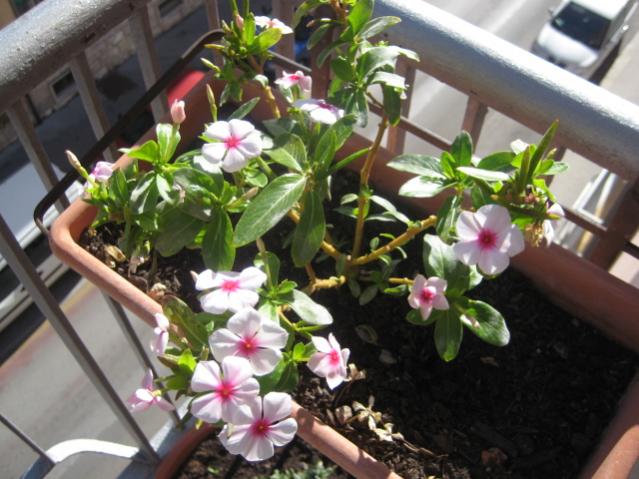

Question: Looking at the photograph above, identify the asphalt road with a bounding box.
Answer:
[1,1,638,478]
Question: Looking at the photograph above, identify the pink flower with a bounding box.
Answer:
[219,392,297,461]
[127,370,174,412]
[89,161,114,183]
[294,99,344,125]
[307,334,350,389]
[453,204,525,275]
[543,202,564,245]
[190,356,259,423]
[254,16,293,34]
[195,267,267,314]
[170,99,186,124]
[210,308,288,376]
[275,70,312,93]
[150,313,170,355]
[201,119,263,173]
[407,275,449,320]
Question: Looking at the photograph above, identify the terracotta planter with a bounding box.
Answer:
[49,74,639,478]
[154,424,216,479]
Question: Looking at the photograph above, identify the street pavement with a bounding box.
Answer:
[1,1,639,478]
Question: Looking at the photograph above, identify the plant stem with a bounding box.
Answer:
[352,216,437,266]
[388,277,414,286]
[277,308,312,340]
[287,210,342,260]
[303,275,346,295]
[351,116,389,260]
[262,84,281,119]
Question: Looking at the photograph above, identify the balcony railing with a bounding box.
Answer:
[0,0,638,477]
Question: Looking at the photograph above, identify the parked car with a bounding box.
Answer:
[532,0,637,77]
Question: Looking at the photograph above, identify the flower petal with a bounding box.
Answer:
[432,294,449,310]
[243,435,275,462]
[193,155,221,174]
[194,270,216,290]
[427,277,447,293]
[201,142,228,163]
[200,289,230,314]
[191,361,221,392]
[453,240,481,266]
[326,372,346,389]
[154,313,169,330]
[419,303,433,320]
[455,210,481,240]
[191,393,223,423]
[141,369,154,390]
[480,204,512,234]
[248,348,282,376]
[311,335,331,353]
[257,320,288,349]
[502,225,525,257]
[227,289,259,312]
[221,356,254,385]
[210,328,241,362]
[239,267,267,289]
[222,147,250,173]
[267,418,297,446]
[478,249,509,275]
[155,397,175,411]
[205,121,231,141]
[262,392,292,423]
[227,309,262,337]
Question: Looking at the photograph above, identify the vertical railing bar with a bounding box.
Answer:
[102,295,180,425]
[6,100,69,213]
[129,4,168,123]
[0,413,55,466]
[69,52,118,163]
[0,214,159,463]
[203,0,221,30]
[461,96,488,148]
[386,60,416,155]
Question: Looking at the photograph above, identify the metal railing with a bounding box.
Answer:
[0,0,638,477]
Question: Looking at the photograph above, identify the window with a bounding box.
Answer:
[158,0,181,18]
[49,70,76,103]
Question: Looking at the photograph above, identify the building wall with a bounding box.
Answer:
[0,1,16,30]
[0,0,204,151]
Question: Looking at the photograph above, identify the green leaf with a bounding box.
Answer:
[435,195,462,243]
[177,349,197,375]
[399,176,450,198]
[358,16,401,39]
[440,151,456,178]
[157,123,180,164]
[293,0,327,27]
[228,97,261,120]
[277,360,299,392]
[124,140,160,163]
[359,285,378,305]
[252,27,282,52]
[528,120,558,181]
[451,131,473,167]
[371,71,406,90]
[422,234,481,295]
[331,57,355,82]
[457,167,510,182]
[109,169,129,206]
[383,85,402,126]
[536,159,568,176]
[289,289,333,325]
[156,175,173,202]
[292,191,326,267]
[347,0,374,34]
[292,342,315,362]
[406,308,440,326]
[202,208,235,271]
[163,297,208,351]
[234,174,307,246]
[434,310,463,362]
[357,46,418,79]
[477,152,515,171]
[255,252,280,288]
[307,22,332,50]
[458,298,510,347]
[273,133,307,169]
[265,145,304,172]
[387,154,444,177]
[130,173,159,214]
[156,208,203,256]
[257,360,286,395]
[370,195,410,224]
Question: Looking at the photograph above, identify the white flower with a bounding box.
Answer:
[407,275,449,320]
[307,334,350,389]
[127,370,174,412]
[254,16,293,35]
[170,99,186,124]
[195,267,267,314]
[190,357,259,423]
[275,70,312,93]
[543,202,564,245]
[453,204,525,275]
[219,392,297,461]
[209,308,288,376]
[89,161,114,183]
[150,313,169,355]
[201,119,263,173]
[294,99,345,125]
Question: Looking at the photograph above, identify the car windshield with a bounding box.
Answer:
[551,2,610,49]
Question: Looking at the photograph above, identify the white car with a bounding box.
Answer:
[532,0,637,77]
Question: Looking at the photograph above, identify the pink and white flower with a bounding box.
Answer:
[190,356,259,423]
[543,202,564,245]
[453,204,525,275]
[219,392,297,461]
[294,99,345,125]
[89,161,114,183]
[307,334,350,389]
[195,267,267,314]
[201,119,263,173]
[254,16,293,35]
[170,99,186,125]
[209,308,288,376]
[150,312,170,355]
[407,275,449,320]
[275,70,312,93]
[127,369,174,412]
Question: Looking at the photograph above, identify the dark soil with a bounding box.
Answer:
[79,171,637,478]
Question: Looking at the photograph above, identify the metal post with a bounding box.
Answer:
[0,413,55,467]
[203,0,220,29]
[386,60,416,155]
[461,96,488,148]
[0,214,159,463]
[6,99,69,213]
[129,4,168,122]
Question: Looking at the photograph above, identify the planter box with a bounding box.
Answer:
[49,73,639,478]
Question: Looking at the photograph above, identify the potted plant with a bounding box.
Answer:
[48,1,638,477]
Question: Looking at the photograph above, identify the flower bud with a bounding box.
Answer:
[234,13,244,29]
[170,100,186,125]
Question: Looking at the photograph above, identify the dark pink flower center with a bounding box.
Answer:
[477,228,497,250]
[251,418,271,437]
[317,101,333,110]
[225,135,241,150]
[420,287,435,304]
[328,349,341,366]
[216,381,234,402]
[239,336,258,356]
[221,279,241,292]
[289,74,300,81]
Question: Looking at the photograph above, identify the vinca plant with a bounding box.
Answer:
[70,0,565,462]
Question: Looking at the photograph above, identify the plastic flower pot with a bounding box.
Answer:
[48,73,639,479]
